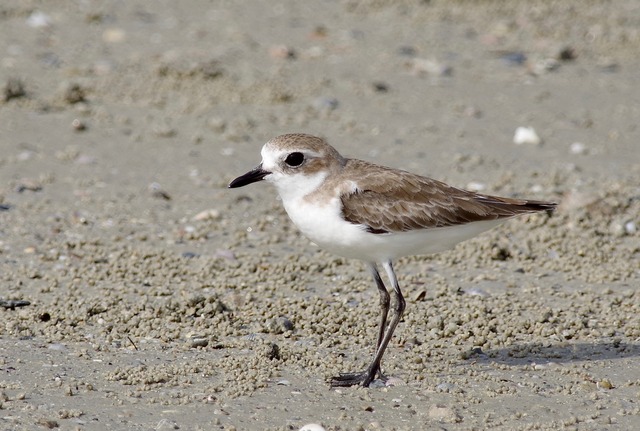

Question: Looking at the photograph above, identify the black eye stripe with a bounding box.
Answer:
[284,152,304,167]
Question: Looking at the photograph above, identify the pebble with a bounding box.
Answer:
[215,249,236,261]
[156,419,180,430]
[2,78,26,102]
[149,182,171,200]
[103,28,127,43]
[59,82,86,104]
[397,45,418,57]
[299,424,325,431]
[372,81,389,93]
[193,209,221,221]
[368,379,386,389]
[513,127,542,145]
[26,11,52,28]
[569,142,587,155]
[269,45,296,60]
[409,58,453,77]
[384,377,406,387]
[186,333,209,348]
[436,382,456,393]
[267,316,294,334]
[465,287,489,297]
[152,123,177,138]
[412,290,427,302]
[47,343,67,351]
[501,51,527,66]
[207,117,227,133]
[558,46,577,61]
[428,404,460,423]
[312,96,339,112]
[466,181,486,192]
[597,379,613,390]
[610,220,636,237]
[71,119,87,131]
[531,58,560,75]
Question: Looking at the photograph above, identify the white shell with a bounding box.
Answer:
[513,126,542,145]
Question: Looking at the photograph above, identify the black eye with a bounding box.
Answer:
[284,152,304,167]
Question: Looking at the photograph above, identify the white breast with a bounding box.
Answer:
[281,194,504,263]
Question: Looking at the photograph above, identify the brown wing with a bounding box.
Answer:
[339,160,556,234]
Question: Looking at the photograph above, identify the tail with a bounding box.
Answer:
[475,195,557,218]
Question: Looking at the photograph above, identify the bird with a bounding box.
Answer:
[228,133,556,387]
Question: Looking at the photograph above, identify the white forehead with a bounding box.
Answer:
[260,143,282,170]
[260,142,321,171]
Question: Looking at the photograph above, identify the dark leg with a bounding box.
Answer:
[331,260,406,388]
[368,263,391,352]
[370,263,390,379]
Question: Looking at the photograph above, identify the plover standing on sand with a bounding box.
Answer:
[229,133,556,387]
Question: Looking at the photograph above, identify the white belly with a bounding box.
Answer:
[282,195,504,262]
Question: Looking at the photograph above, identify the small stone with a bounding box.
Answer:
[312,96,339,112]
[36,419,59,429]
[384,377,406,387]
[193,209,221,221]
[409,58,453,77]
[624,221,636,235]
[397,45,418,57]
[269,45,296,59]
[558,46,577,61]
[309,25,327,39]
[149,182,171,200]
[186,333,209,348]
[465,287,489,297]
[466,181,486,192]
[26,11,52,28]
[207,117,227,133]
[513,127,542,145]
[372,81,389,93]
[597,379,613,390]
[215,249,236,261]
[152,123,177,138]
[103,28,126,43]
[59,82,86,104]
[531,58,560,75]
[436,382,456,393]
[71,119,87,131]
[428,404,461,423]
[262,342,281,360]
[610,220,627,237]
[569,142,587,155]
[156,419,180,430]
[2,78,26,102]
[501,51,527,66]
[299,425,325,431]
[267,316,294,334]
[491,245,511,261]
[412,290,426,302]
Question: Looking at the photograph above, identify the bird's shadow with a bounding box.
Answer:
[466,340,640,366]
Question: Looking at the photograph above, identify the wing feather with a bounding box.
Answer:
[339,160,555,234]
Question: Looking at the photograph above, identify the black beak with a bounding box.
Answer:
[228,165,270,188]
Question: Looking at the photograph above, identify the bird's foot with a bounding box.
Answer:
[330,368,379,388]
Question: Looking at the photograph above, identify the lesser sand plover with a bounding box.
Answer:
[229,133,556,387]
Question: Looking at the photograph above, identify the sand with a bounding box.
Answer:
[1,1,639,430]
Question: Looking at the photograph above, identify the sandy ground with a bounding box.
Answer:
[1,1,639,430]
